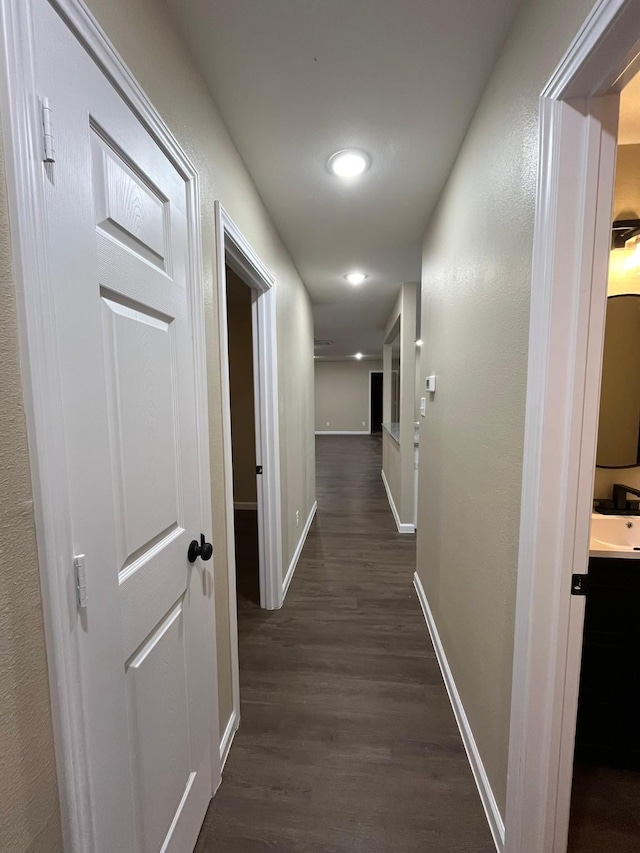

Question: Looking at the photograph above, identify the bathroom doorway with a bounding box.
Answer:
[566,80,640,853]
[506,7,640,850]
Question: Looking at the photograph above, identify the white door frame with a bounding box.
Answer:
[505,2,640,851]
[214,202,283,759]
[368,369,383,434]
[0,0,219,850]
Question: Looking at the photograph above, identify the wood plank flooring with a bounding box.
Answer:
[196,435,495,852]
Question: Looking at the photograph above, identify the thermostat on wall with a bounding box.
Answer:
[425,375,437,393]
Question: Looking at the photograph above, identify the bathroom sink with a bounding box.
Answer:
[590,513,640,558]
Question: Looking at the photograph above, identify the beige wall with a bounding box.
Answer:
[226,267,257,504]
[0,121,63,852]
[612,143,640,221]
[416,0,598,818]
[314,360,383,433]
[0,0,315,838]
[382,283,417,525]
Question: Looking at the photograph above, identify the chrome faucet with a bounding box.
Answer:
[612,483,640,511]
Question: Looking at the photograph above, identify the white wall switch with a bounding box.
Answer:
[420,397,426,417]
[425,375,437,393]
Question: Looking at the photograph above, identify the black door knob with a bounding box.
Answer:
[188,534,213,563]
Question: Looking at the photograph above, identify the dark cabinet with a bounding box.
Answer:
[575,557,640,768]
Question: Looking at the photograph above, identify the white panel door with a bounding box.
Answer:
[32,3,217,852]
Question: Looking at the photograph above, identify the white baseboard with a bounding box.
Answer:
[315,430,370,435]
[219,709,239,773]
[380,469,415,533]
[413,572,505,852]
[282,500,317,599]
[234,501,257,510]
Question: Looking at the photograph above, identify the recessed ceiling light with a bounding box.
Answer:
[345,272,367,285]
[355,352,364,360]
[328,149,371,178]
[416,339,423,347]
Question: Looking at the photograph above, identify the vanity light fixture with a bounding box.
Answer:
[354,352,364,360]
[328,149,371,178]
[345,272,367,285]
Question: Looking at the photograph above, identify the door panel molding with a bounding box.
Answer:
[0,1,219,850]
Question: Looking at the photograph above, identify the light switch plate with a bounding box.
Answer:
[420,397,426,417]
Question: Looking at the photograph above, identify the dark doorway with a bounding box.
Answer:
[226,263,260,607]
[370,371,383,433]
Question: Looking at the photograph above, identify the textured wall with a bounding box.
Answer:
[0,119,63,852]
[314,360,383,432]
[416,0,598,817]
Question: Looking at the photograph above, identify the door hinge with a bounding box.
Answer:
[571,573,588,596]
[41,97,55,163]
[74,554,88,608]
[256,465,263,475]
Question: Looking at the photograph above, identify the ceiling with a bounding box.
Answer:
[165,0,524,359]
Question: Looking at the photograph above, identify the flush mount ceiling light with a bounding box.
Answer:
[416,339,423,347]
[345,272,367,285]
[354,352,364,360]
[328,149,371,178]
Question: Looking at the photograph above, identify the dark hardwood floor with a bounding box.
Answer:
[233,508,260,607]
[568,763,640,852]
[196,434,494,852]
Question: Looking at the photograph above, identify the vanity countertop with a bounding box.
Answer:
[590,512,640,560]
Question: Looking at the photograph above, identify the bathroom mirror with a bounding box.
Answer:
[596,294,640,468]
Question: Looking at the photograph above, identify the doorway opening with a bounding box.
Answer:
[369,370,383,433]
[215,202,283,769]
[226,266,260,607]
[566,71,640,853]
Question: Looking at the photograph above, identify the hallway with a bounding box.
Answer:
[196,435,494,852]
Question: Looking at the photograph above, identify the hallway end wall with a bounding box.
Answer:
[314,360,383,433]
[415,0,598,819]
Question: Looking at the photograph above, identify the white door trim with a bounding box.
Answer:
[214,202,284,757]
[0,0,219,850]
[506,2,640,851]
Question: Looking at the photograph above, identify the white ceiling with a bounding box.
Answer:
[165,0,524,359]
